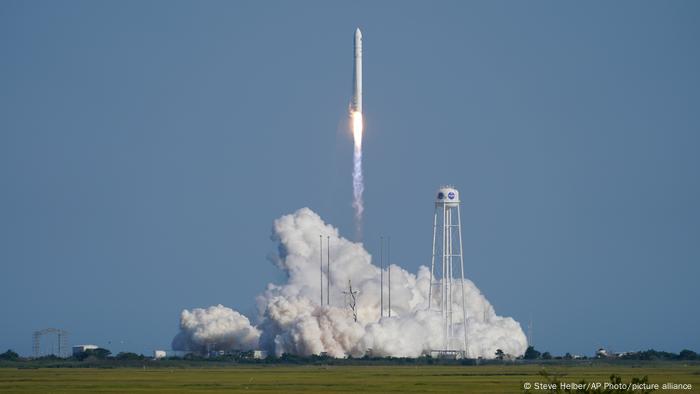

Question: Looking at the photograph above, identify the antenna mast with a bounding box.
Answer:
[388,236,391,317]
[327,236,330,306]
[380,236,384,318]
[320,235,323,306]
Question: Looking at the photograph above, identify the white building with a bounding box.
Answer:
[153,350,167,360]
[72,344,99,356]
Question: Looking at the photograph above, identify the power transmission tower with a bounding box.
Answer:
[343,280,359,322]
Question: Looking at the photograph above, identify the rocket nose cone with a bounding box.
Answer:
[355,28,362,38]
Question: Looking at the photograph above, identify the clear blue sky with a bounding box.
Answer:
[1,1,698,357]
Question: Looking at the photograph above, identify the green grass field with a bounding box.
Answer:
[1,363,699,393]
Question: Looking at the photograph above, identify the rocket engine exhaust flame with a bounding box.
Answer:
[352,111,363,147]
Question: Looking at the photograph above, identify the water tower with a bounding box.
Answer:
[428,186,469,357]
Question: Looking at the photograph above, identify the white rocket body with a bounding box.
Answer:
[352,28,362,113]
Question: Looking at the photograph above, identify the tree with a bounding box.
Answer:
[638,349,675,360]
[523,346,541,360]
[541,352,552,360]
[76,348,111,361]
[564,352,573,360]
[183,353,205,361]
[495,349,505,360]
[678,349,698,360]
[88,348,111,359]
[0,349,19,361]
[115,352,144,360]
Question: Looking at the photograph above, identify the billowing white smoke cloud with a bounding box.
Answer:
[171,305,260,353]
[173,208,527,358]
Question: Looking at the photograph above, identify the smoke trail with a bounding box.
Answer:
[351,111,364,238]
[172,208,528,358]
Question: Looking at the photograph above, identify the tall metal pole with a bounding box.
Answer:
[33,331,39,358]
[320,235,323,306]
[380,236,384,319]
[327,236,330,306]
[388,236,391,317]
[429,208,437,309]
[457,204,469,357]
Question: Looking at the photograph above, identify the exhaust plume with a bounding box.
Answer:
[351,111,364,239]
[172,208,527,358]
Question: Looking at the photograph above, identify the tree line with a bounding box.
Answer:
[500,346,700,361]
[2,347,699,364]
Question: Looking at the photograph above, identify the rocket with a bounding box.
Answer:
[351,28,362,113]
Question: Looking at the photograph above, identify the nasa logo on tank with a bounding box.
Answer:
[448,192,455,199]
[437,192,444,199]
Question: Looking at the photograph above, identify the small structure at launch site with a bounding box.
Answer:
[33,328,70,358]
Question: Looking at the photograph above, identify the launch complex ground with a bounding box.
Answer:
[1,360,698,393]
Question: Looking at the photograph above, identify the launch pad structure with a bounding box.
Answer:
[428,186,469,358]
[33,328,69,358]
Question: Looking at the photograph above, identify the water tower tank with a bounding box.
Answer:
[436,186,460,208]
